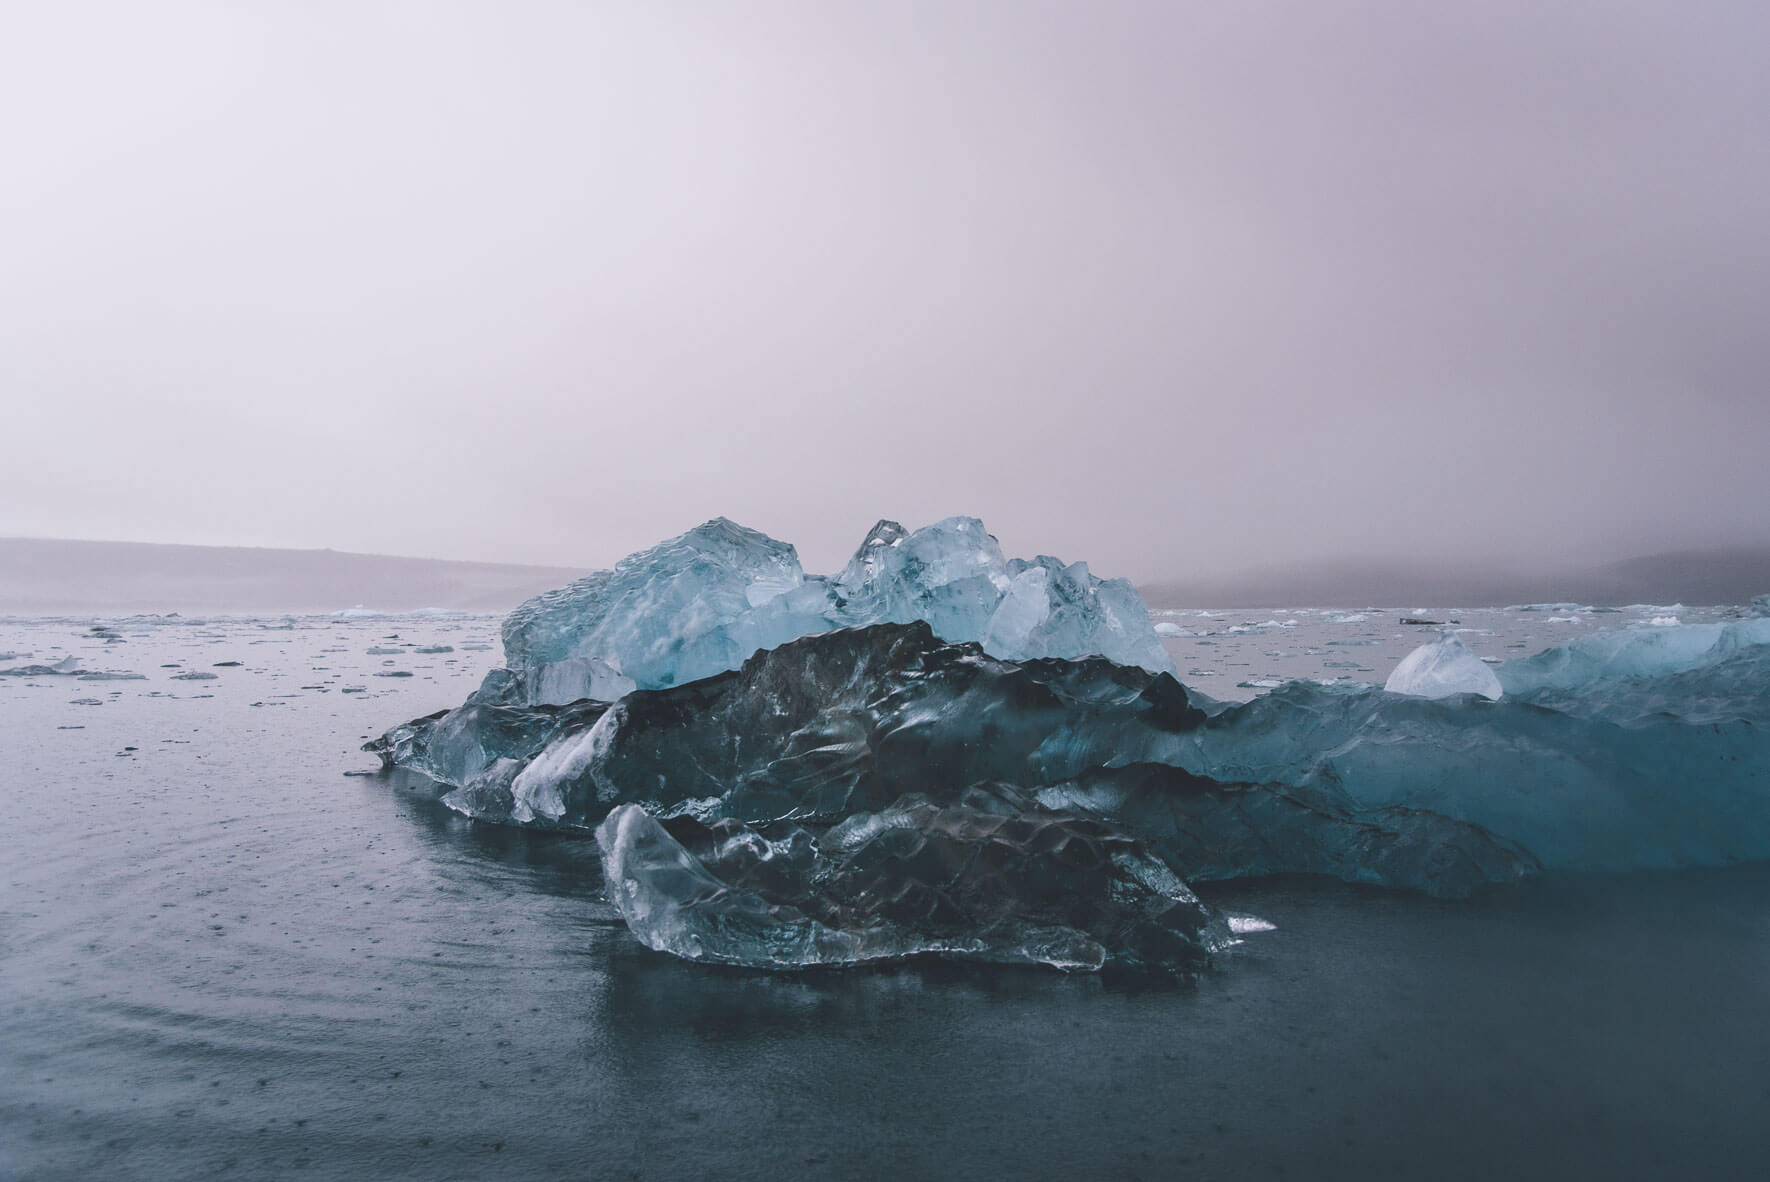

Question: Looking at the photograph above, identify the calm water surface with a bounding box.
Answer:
[3,613,1766,1180]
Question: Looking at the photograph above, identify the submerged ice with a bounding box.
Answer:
[369,519,1770,974]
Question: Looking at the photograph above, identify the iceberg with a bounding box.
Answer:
[497,516,1172,705]
[368,521,1770,974]
[375,613,1770,891]
[376,621,1537,900]
[1384,632,1503,700]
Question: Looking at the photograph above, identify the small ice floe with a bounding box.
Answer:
[1384,633,1502,700]
[1,656,83,676]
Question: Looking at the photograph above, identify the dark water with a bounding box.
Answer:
[3,616,1768,1180]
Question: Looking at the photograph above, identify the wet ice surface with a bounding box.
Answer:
[3,609,1768,1180]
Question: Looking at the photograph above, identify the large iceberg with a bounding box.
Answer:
[497,516,1172,704]
[374,621,1537,903]
[369,521,1770,974]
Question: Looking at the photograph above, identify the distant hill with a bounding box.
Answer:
[1140,548,1770,609]
[0,538,590,615]
[8,536,1766,617]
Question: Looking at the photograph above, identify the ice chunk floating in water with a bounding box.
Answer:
[498,516,1172,704]
[370,521,1770,974]
[1385,632,1503,700]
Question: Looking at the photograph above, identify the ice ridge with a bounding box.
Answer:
[497,516,1172,704]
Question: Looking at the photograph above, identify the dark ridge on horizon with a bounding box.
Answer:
[0,537,590,614]
[6,536,1769,616]
[1141,547,1770,610]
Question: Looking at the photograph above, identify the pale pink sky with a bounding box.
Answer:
[4,2,1768,580]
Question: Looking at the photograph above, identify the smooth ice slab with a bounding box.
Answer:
[497,516,1172,703]
[1385,633,1503,700]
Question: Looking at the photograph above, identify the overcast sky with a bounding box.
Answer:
[3,1,1767,581]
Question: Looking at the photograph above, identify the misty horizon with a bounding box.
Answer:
[5,2,1769,584]
[7,528,1769,615]
[9,518,1770,582]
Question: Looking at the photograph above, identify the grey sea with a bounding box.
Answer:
[4,607,1767,1180]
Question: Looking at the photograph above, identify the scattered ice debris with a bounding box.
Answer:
[171,671,219,680]
[373,671,414,678]
[414,645,454,654]
[1384,633,1503,700]
[1154,622,1195,637]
